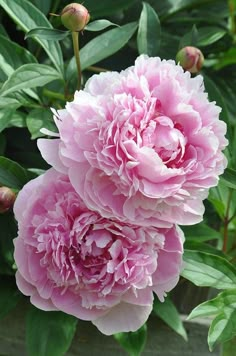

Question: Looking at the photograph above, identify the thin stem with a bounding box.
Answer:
[87,66,109,73]
[223,189,233,253]
[72,31,82,91]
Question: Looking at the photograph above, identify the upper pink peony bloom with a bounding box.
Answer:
[14,169,183,335]
[38,55,228,227]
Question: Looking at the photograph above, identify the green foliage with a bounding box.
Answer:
[153,296,187,341]
[114,324,147,356]
[26,306,78,356]
[0,0,236,354]
[188,289,236,351]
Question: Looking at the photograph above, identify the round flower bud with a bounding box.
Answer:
[176,46,204,73]
[0,186,16,213]
[61,3,90,32]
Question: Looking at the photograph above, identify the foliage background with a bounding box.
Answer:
[0,0,236,355]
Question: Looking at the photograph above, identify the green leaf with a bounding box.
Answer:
[0,64,61,97]
[214,48,236,70]
[203,74,230,126]
[153,296,187,341]
[0,34,37,76]
[181,250,236,289]
[31,0,52,14]
[184,241,225,257]
[0,97,21,109]
[7,111,27,129]
[0,276,22,319]
[26,108,57,139]
[114,324,147,356]
[79,22,138,70]
[26,306,78,356]
[85,20,119,32]
[137,2,161,56]
[0,212,17,273]
[182,223,221,242]
[80,0,137,17]
[188,289,236,351]
[0,156,30,189]
[197,26,226,47]
[25,28,70,41]
[179,24,199,49]
[0,0,64,75]
[0,108,16,133]
[221,168,236,190]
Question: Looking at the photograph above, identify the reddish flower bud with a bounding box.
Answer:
[0,186,16,213]
[61,3,90,32]
[176,46,204,73]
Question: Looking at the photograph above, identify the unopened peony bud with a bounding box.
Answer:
[61,3,90,32]
[176,46,204,73]
[0,186,16,213]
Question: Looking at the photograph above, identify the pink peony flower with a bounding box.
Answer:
[38,55,228,227]
[14,168,183,335]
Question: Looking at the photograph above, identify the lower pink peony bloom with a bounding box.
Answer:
[14,169,183,335]
[38,55,228,228]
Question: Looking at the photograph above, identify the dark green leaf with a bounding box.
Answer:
[222,336,236,356]
[85,20,119,32]
[31,0,52,14]
[184,241,225,257]
[153,296,187,341]
[114,324,147,356]
[26,306,78,356]
[80,22,138,70]
[0,276,22,319]
[203,74,230,126]
[26,108,57,139]
[137,2,161,56]
[221,168,236,190]
[26,28,70,41]
[0,34,37,76]
[0,212,17,273]
[214,48,236,70]
[0,0,64,75]
[0,109,16,133]
[179,24,198,49]
[182,250,236,289]
[0,97,21,109]
[182,223,221,242]
[81,0,137,17]
[0,156,30,189]
[7,111,27,129]
[1,64,61,97]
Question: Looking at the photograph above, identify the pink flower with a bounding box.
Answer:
[38,55,228,227]
[14,169,183,335]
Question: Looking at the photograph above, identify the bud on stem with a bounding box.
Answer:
[0,187,16,213]
[61,3,90,32]
[176,46,204,73]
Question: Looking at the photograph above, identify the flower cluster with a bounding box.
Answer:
[14,55,227,334]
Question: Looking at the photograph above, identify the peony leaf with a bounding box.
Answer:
[85,20,119,32]
[221,168,236,190]
[137,2,161,56]
[0,0,64,75]
[25,27,70,41]
[26,306,78,356]
[0,156,30,189]
[114,324,147,356]
[182,223,221,242]
[188,289,236,351]
[79,0,137,18]
[153,296,188,341]
[0,109,16,133]
[0,64,61,97]
[79,22,138,70]
[181,250,236,289]
[26,108,57,139]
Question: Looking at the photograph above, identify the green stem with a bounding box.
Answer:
[72,31,82,91]
[223,189,233,253]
